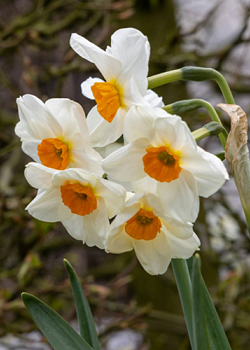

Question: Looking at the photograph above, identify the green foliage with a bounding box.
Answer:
[22,292,94,350]
[191,255,232,350]
[173,256,232,350]
[64,259,100,350]
[22,260,101,350]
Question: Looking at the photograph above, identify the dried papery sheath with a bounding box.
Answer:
[218,103,250,232]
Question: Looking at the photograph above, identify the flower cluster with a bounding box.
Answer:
[16,28,228,275]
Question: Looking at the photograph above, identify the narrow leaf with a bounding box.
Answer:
[22,293,93,350]
[171,259,196,350]
[64,259,100,350]
[192,256,214,350]
[191,255,232,350]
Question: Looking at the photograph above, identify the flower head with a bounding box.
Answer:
[15,95,102,175]
[106,192,200,275]
[102,106,229,223]
[70,28,163,147]
[24,163,126,248]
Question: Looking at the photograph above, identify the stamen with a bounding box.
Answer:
[143,146,181,182]
[60,182,97,216]
[91,82,121,123]
[125,208,162,240]
[37,138,69,170]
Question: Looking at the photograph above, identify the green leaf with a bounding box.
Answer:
[191,255,232,350]
[171,259,196,350]
[64,259,100,350]
[22,293,93,350]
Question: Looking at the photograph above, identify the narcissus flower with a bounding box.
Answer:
[106,192,200,275]
[24,163,126,248]
[15,95,102,175]
[102,106,229,223]
[70,28,163,147]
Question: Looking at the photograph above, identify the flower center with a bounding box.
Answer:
[37,138,69,170]
[125,208,162,241]
[143,146,181,182]
[60,181,97,216]
[91,82,121,123]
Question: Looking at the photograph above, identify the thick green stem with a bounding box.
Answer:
[163,99,228,148]
[148,67,235,105]
[171,259,196,350]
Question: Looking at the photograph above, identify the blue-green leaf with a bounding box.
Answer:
[191,255,231,350]
[22,293,93,350]
[64,259,100,350]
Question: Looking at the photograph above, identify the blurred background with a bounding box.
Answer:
[1,0,250,349]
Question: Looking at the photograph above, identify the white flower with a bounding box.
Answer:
[106,192,200,275]
[15,94,102,175]
[102,106,229,223]
[24,163,126,249]
[70,28,163,147]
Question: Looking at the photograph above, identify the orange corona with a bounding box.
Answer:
[37,138,69,170]
[91,82,121,123]
[60,182,97,216]
[143,145,181,183]
[125,208,162,241]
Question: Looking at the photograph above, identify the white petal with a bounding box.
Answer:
[181,146,229,197]
[143,89,164,108]
[133,231,173,275]
[62,215,86,241]
[121,76,146,108]
[157,170,199,223]
[25,162,55,189]
[106,193,143,253]
[81,199,109,249]
[81,77,104,99]
[15,121,31,139]
[21,140,41,162]
[124,105,166,143]
[26,187,73,222]
[95,178,126,218]
[154,115,196,151]
[51,168,97,188]
[132,177,158,195]
[95,142,124,159]
[108,28,150,95]
[143,192,165,217]
[87,106,125,147]
[163,220,194,240]
[70,33,122,81]
[102,140,148,181]
[111,201,142,230]
[106,226,133,253]
[70,149,103,175]
[16,95,62,140]
[163,222,200,259]
[45,98,90,142]
[62,200,109,249]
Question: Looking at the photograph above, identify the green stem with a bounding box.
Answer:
[163,99,228,148]
[192,122,225,143]
[148,69,183,89]
[148,66,235,105]
[171,259,196,350]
